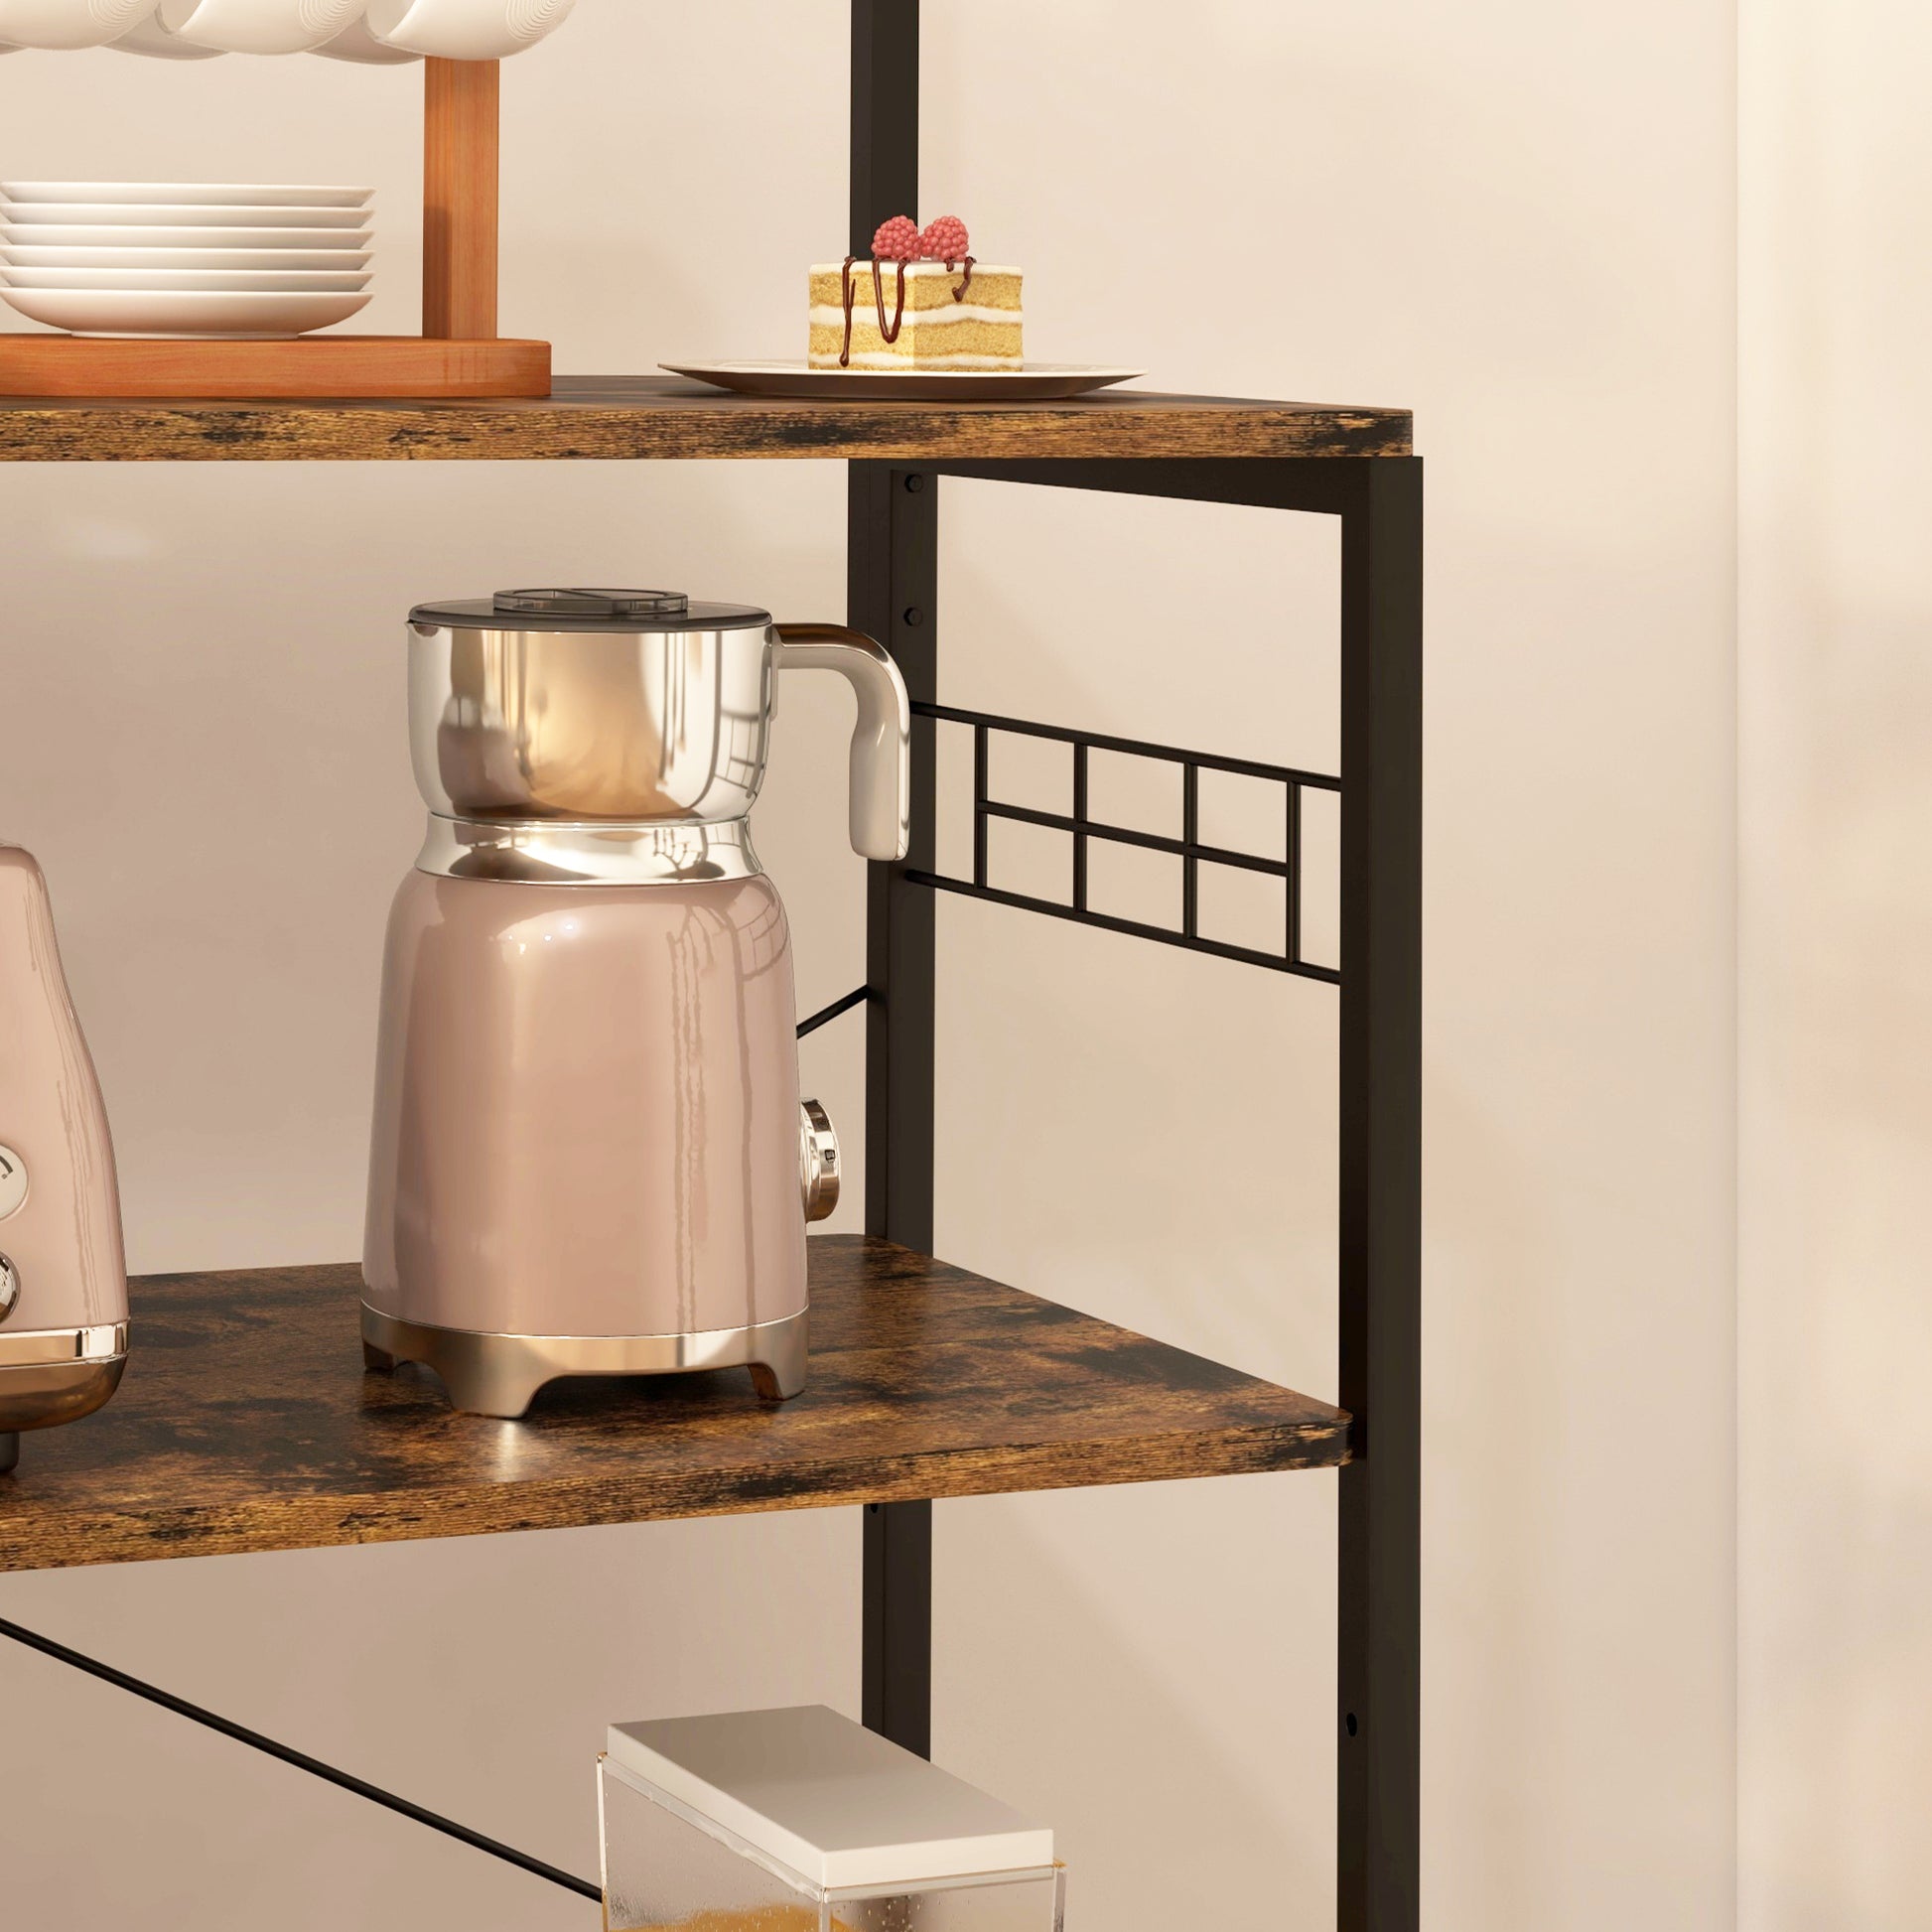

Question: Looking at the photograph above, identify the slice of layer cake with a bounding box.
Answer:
[810,214,1022,371]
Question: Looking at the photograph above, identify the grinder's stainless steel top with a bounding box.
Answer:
[408,588,776,825]
[405,589,911,885]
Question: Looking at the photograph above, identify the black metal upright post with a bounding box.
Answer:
[1335,457,1424,1932]
[852,457,937,1759]
[851,0,937,1761]
[850,0,918,253]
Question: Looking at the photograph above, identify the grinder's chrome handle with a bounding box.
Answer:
[771,623,911,862]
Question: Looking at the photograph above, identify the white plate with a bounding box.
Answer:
[0,286,372,338]
[1,242,372,271]
[0,182,372,208]
[2,202,369,229]
[3,265,370,291]
[661,360,1147,402]
[0,224,370,250]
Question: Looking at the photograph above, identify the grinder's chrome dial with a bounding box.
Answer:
[0,1256,18,1323]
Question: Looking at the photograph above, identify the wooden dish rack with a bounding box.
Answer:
[0,57,550,399]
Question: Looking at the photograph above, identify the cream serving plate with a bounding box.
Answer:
[1,202,370,228]
[0,182,372,207]
[0,224,370,250]
[1,242,372,270]
[0,286,372,337]
[662,361,1147,402]
[3,266,371,291]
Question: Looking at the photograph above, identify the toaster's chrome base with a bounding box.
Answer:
[359,1303,807,1419]
[0,1324,129,1437]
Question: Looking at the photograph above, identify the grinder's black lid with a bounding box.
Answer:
[410,588,771,632]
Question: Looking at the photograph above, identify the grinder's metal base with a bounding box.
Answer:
[359,1303,808,1419]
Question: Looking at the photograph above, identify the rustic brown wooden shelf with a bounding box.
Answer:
[0,372,1411,465]
[0,1236,1347,1576]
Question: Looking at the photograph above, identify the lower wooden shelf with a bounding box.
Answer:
[0,1237,1347,1575]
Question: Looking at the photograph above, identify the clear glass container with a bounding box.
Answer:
[599,1755,1066,1932]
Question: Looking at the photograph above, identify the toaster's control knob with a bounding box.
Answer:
[0,1256,17,1323]
[0,1145,25,1220]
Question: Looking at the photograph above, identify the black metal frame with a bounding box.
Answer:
[849,11,1423,1930]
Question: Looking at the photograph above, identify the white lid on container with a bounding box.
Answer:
[606,1705,1055,1890]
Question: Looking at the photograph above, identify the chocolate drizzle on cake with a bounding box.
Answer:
[838,255,912,368]
[948,257,976,301]
[839,256,859,368]
[837,253,930,367]
[871,258,910,343]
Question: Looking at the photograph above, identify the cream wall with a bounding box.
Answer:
[0,6,1738,1931]
[1738,2,1932,1927]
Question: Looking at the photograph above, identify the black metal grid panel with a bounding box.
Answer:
[906,701,1341,984]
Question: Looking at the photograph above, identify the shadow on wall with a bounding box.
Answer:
[938,1478,1339,1932]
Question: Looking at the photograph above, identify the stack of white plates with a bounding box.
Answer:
[0,182,372,338]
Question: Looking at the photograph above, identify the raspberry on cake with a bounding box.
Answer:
[810,214,1023,371]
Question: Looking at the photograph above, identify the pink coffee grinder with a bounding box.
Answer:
[0,845,129,1475]
[361,589,909,1418]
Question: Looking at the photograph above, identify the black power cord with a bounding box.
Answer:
[0,1612,602,1903]
[796,985,872,1039]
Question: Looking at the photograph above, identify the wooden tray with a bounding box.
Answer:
[0,333,551,399]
